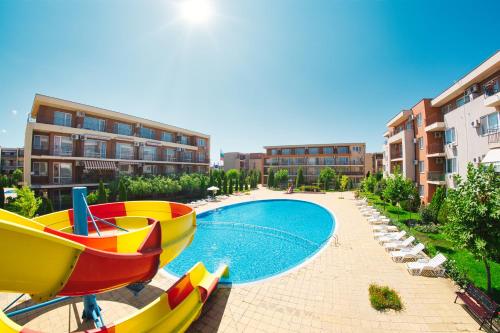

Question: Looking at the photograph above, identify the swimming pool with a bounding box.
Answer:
[164,199,335,284]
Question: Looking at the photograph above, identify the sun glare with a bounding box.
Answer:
[178,0,215,25]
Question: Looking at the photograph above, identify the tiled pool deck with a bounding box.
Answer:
[0,188,482,332]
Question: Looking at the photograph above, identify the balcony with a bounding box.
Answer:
[427,142,445,157]
[427,171,445,185]
[488,130,500,149]
[390,151,403,160]
[484,79,500,107]
[425,122,446,132]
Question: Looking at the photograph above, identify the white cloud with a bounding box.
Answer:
[11,110,17,116]
[1,129,6,134]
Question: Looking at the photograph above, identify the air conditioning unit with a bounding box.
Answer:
[471,84,479,93]
[71,134,79,140]
[413,160,418,165]
[471,120,480,128]
[134,142,140,147]
[76,111,85,117]
[433,132,442,138]
[413,138,417,144]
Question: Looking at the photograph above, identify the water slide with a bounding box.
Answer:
[0,200,228,332]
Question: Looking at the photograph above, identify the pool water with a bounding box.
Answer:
[164,199,335,284]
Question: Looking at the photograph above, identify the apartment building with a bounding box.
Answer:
[0,147,24,175]
[431,51,500,186]
[262,143,366,186]
[383,51,500,203]
[24,94,210,208]
[223,152,264,173]
[365,152,384,175]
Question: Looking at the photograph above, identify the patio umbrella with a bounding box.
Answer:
[207,186,219,192]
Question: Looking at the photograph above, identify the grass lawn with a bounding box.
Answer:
[362,193,500,302]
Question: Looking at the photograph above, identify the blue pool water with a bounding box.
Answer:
[164,199,335,284]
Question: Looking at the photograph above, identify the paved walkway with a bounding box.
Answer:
[0,188,481,332]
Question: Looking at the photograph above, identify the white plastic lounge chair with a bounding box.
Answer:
[374,230,406,241]
[406,253,447,276]
[384,236,415,251]
[373,225,398,233]
[391,243,425,262]
[355,198,367,206]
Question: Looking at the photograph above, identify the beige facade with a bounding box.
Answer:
[365,152,383,175]
[24,94,210,208]
[262,143,366,186]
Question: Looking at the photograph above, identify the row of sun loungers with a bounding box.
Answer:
[187,194,234,208]
[355,197,447,277]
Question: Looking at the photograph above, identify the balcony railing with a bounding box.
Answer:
[488,130,500,144]
[390,151,403,159]
[427,171,445,182]
[427,142,444,155]
[484,78,500,97]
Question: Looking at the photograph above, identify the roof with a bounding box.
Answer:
[30,94,210,139]
[263,143,366,149]
[386,110,412,128]
[432,50,500,107]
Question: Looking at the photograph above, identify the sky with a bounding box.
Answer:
[0,0,499,163]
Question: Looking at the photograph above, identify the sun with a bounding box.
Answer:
[178,0,215,25]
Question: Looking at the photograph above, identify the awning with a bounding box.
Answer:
[482,149,500,172]
[83,160,117,171]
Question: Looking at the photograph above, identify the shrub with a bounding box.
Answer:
[437,200,449,225]
[97,180,108,204]
[419,205,435,225]
[300,185,321,192]
[368,284,403,311]
[87,191,99,205]
[267,169,275,188]
[414,223,441,234]
[11,169,23,185]
[443,259,471,288]
[8,186,42,218]
[118,178,128,201]
[37,196,54,215]
[296,167,304,188]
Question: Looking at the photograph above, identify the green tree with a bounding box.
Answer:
[267,169,275,188]
[11,169,23,185]
[274,169,289,189]
[222,172,228,194]
[339,175,349,198]
[118,178,128,201]
[97,180,108,204]
[0,184,4,209]
[37,196,54,215]
[295,167,304,188]
[228,177,234,194]
[428,186,446,221]
[319,167,335,191]
[382,167,415,207]
[444,163,500,295]
[8,186,42,218]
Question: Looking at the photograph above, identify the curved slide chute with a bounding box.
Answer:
[0,200,228,332]
[0,262,229,333]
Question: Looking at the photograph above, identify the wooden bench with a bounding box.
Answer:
[455,284,499,330]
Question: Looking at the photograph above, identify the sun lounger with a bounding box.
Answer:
[384,236,415,251]
[391,243,425,262]
[406,253,446,276]
[375,230,406,243]
[373,225,398,233]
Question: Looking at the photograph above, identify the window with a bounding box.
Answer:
[83,116,106,132]
[164,148,176,161]
[416,113,423,127]
[83,139,107,158]
[143,165,158,174]
[181,151,193,162]
[441,104,453,115]
[456,95,470,107]
[33,135,49,150]
[308,147,319,154]
[162,132,174,142]
[115,123,132,136]
[53,162,72,184]
[295,148,305,155]
[196,138,206,147]
[116,143,134,159]
[117,164,133,175]
[418,160,424,173]
[271,149,278,155]
[282,148,291,155]
[323,147,333,154]
[338,157,349,165]
[307,157,317,165]
[139,127,155,139]
[164,165,176,174]
[53,136,73,156]
[406,121,413,130]
[479,112,499,135]
[352,146,361,153]
[337,146,349,154]
[140,146,157,161]
[417,137,424,150]
[324,157,335,165]
[32,162,48,176]
[198,152,206,162]
[53,111,72,127]
[307,167,318,175]
[418,185,424,197]
[444,128,456,144]
[178,135,189,145]
[446,158,457,173]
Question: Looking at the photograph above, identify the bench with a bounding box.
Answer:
[455,284,499,330]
